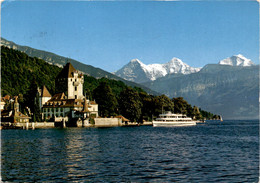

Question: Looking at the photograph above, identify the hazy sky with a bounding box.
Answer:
[2,1,259,72]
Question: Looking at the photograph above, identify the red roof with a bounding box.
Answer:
[49,93,66,101]
[56,63,77,79]
[41,86,52,97]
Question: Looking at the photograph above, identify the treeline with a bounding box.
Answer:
[90,82,220,121]
[1,46,220,122]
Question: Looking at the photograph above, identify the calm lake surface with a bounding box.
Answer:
[1,120,259,182]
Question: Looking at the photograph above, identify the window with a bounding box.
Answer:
[75,95,77,99]
[75,86,77,91]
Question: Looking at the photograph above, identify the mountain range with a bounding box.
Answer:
[114,58,201,83]
[114,54,255,83]
[0,38,158,96]
[142,63,258,120]
[114,54,258,119]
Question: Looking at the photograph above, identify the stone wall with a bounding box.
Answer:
[94,118,122,127]
[14,122,55,129]
[35,122,55,128]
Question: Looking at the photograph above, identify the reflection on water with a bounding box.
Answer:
[1,120,259,182]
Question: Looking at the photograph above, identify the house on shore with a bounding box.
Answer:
[38,86,52,109]
[1,96,31,124]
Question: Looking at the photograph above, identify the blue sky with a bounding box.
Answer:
[2,1,259,72]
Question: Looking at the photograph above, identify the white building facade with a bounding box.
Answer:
[41,63,98,122]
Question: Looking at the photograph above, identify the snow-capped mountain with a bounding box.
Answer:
[218,54,254,66]
[114,58,201,83]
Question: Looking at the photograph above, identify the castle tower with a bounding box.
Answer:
[14,96,19,113]
[55,63,84,99]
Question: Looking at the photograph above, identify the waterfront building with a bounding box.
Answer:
[38,86,52,108]
[1,96,30,123]
[41,63,98,123]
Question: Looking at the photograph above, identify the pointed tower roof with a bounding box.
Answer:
[41,86,52,97]
[56,63,77,79]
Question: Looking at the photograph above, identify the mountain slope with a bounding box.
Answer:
[1,46,154,99]
[114,58,201,83]
[143,64,259,120]
[1,46,61,96]
[1,38,159,95]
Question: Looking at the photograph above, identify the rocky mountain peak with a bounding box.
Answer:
[169,57,182,62]
[219,54,254,66]
[130,59,142,64]
[114,58,201,83]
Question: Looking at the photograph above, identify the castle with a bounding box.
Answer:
[40,63,98,124]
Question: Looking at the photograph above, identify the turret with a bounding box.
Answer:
[14,96,19,113]
[55,63,84,99]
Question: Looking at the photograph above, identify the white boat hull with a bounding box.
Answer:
[152,121,197,127]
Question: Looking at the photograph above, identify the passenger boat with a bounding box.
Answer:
[152,111,197,127]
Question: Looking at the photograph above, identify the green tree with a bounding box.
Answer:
[119,87,143,122]
[84,88,92,101]
[173,97,187,114]
[152,95,174,116]
[24,80,41,121]
[93,81,118,117]
[139,92,153,122]
[172,97,194,117]
[193,106,202,120]
[200,108,214,119]
[34,92,41,121]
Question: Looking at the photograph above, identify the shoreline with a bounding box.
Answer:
[1,121,153,129]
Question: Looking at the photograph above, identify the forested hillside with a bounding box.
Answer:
[1,46,61,96]
[1,38,158,96]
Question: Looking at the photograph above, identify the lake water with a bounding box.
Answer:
[1,120,259,182]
